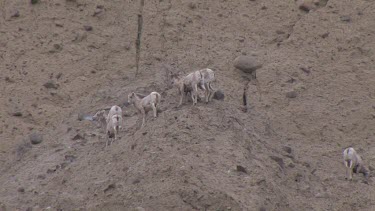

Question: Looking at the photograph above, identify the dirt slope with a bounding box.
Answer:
[0,0,375,210]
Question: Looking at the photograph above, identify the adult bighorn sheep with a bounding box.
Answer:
[128,92,161,128]
[92,105,123,147]
[170,68,215,106]
[343,147,370,181]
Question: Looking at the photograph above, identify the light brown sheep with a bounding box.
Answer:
[171,70,204,107]
[128,92,161,128]
[343,147,370,181]
[198,68,215,103]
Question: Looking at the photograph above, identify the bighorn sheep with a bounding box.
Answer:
[106,114,122,147]
[92,105,123,147]
[343,147,370,181]
[128,92,161,128]
[171,70,205,107]
[199,68,215,103]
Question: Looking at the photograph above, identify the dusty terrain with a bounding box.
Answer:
[1,0,375,210]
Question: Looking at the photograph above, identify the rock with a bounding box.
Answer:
[93,7,103,16]
[55,21,63,27]
[282,146,292,154]
[320,32,329,39]
[103,183,116,192]
[213,90,225,100]
[43,81,58,89]
[269,156,284,168]
[77,112,92,121]
[56,72,62,79]
[73,31,87,42]
[11,10,20,18]
[286,91,297,98]
[315,192,329,198]
[233,55,262,74]
[29,133,43,145]
[12,111,23,117]
[17,187,25,193]
[37,174,46,180]
[299,1,316,12]
[259,207,266,211]
[340,15,351,22]
[31,0,39,4]
[84,25,93,31]
[188,2,196,10]
[5,77,15,83]
[72,133,84,141]
[236,165,247,173]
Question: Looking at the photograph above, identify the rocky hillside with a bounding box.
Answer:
[0,0,374,210]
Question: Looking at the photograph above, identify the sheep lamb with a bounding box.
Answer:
[128,91,161,128]
[343,147,370,181]
[92,105,123,147]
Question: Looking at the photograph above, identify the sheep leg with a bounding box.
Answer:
[208,83,214,102]
[178,87,184,107]
[347,160,353,180]
[106,137,109,148]
[151,103,157,118]
[193,83,198,105]
[141,108,146,128]
[205,84,209,103]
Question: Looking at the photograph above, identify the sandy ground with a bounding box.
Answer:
[0,0,375,210]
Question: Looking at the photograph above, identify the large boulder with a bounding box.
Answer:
[233,55,262,74]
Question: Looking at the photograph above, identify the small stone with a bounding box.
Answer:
[269,156,284,168]
[37,174,46,180]
[12,111,23,117]
[282,146,292,154]
[299,1,316,12]
[236,165,247,173]
[29,133,43,145]
[72,134,84,140]
[11,10,20,18]
[320,32,329,38]
[234,55,262,74]
[56,72,63,79]
[31,0,39,4]
[84,25,93,31]
[17,187,25,193]
[286,91,297,98]
[213,90,225,100]
[340,16,351,22]
[93,8,103,16]
[300,67,311,74]
[55,22,63,27]
[43,81,58,89]
[5,77,15,83]
[188,2,196,9]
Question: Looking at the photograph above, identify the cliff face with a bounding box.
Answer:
[0,0,374,210]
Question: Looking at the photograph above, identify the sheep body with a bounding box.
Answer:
[128,92,161,128]
[106,114,122,147]
[343,147,369,181]
[199,68,215,103]
[171,70,204,107]
[92,105,123,147]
